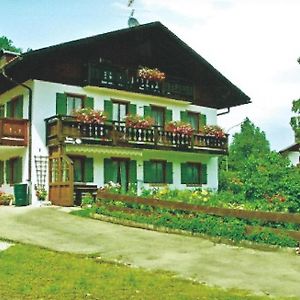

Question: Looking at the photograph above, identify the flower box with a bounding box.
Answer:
[73,108,107,124]
[165,121,194,136]
[198,125,225,138]
[137,66,166,81]
[124,114,155,129]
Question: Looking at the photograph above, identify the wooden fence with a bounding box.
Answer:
[96,191,300,241]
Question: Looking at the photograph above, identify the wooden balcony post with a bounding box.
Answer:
[56,117,63,143]
[154,127,159,146]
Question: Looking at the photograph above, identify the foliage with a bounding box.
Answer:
[35,188,47,201]
[228,118,270,171]
[94,204,298,248]
[165,121,194,136]
[0,191,14,205]
[290,98,300,141]
[81,193,95,207]
[0,244,270,300]
[124,114,154,129]
[73,108,107,124]
[198,125,225,138]
[0,36,22,53]
[137,66,166,81]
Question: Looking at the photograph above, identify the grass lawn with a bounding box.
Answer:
[0,243,291,300]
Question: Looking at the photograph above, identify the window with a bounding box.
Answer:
[70,156,94,183]
[104,158,129,192]
[6,157,22,184]
[181,162,207,185]
[0,105,4,118]
[112,101,128,122]
[144,160,173,184]
[66,95,83,115]
[6,96,23,119]
[151,106,165,127]
[187,112,199,131]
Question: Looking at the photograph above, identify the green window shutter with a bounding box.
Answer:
[104,100,113,121]
[0,105,4,118]
[15,96,23,119]
[201,164,208,185]
[5,160,10,184]
[56,93,67,115]
[14,157,22,183]
[180,111,188,123]
[165,109,172,124]
[104,158,114,183]
[0,161,4,185]
[143,106,152,118]
[128,103,137,116]
[129,160,137,184]
[6,101,12,118]
[181,163,189,184]
[200,113,207,127]
[84,157,94,182]
[84,97,94,109]
[166,162,173,184]
[144,161,154,183]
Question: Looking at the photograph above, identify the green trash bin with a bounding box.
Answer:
[14,183,29,206]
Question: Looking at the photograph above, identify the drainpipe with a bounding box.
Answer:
[0,68,33,201]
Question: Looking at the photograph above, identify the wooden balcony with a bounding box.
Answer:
[86,64,194,102]
[46,116,228,154]
[0,118,28,146]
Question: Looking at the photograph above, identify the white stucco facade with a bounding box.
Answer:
[0,79,223,205]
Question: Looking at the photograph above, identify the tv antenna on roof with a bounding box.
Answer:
[128,0,140,27]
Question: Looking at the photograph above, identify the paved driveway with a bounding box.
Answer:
[0,206,299,298]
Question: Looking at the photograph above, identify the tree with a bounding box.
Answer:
[290,98,300,142]
[227,118,270,171]
[0,36,22,53]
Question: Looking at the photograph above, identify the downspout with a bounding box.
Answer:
[1,67,33,200]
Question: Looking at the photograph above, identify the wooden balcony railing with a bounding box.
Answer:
[86,64,194,102]
[0,118,29,146]
[45,116,228,154]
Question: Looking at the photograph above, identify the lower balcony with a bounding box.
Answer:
[45,116,228,154]
[0,118,28,146]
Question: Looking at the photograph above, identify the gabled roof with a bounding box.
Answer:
[279,143,300,154]
[1,22,250,109]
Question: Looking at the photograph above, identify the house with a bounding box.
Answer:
[0,22,250,206]
[279,143,300,166]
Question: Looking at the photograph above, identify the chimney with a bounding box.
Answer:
[0,49,20,68]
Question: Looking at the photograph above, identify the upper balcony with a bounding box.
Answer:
[45,116,228,155]
[0,118,28,147]
[85,63,194,102]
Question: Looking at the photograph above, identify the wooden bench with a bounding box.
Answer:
[74,184,98,206]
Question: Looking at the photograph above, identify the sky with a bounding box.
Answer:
[1,0,300,150]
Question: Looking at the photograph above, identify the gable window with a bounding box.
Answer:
[112,100,128,123]
[66,95,83,115]
[151,106,165,127]
[187,112,199,131]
